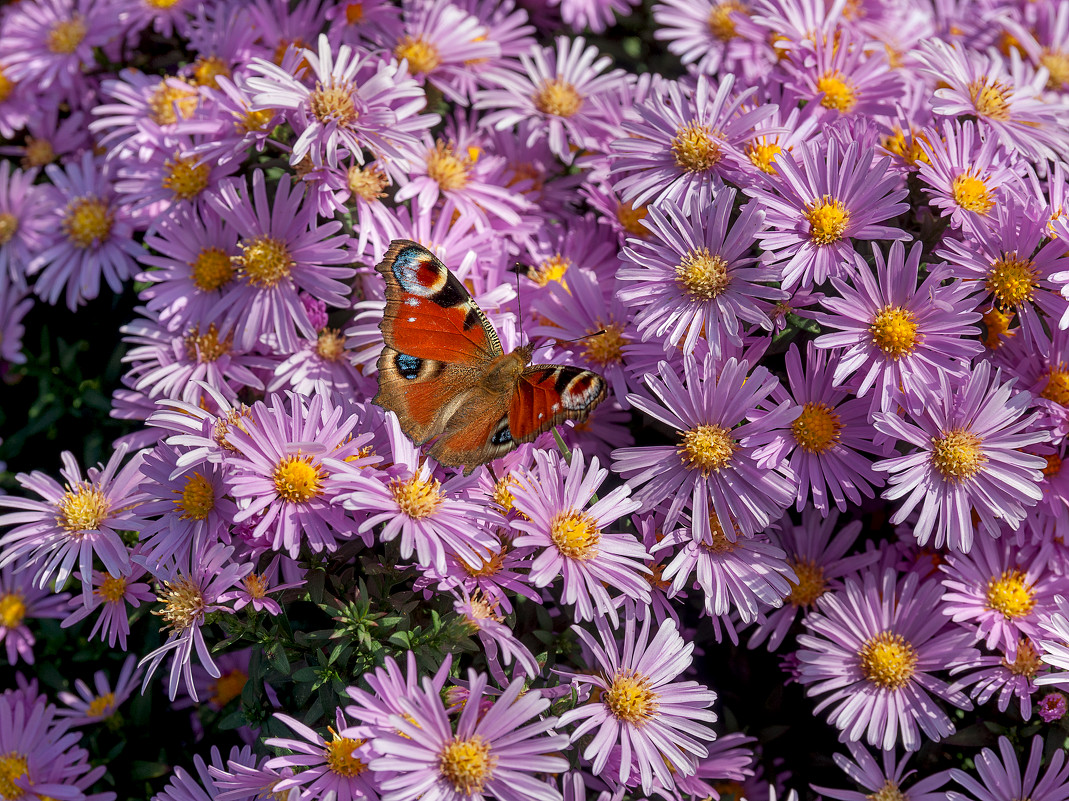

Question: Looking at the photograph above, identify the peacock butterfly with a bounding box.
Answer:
[373,239,607,473]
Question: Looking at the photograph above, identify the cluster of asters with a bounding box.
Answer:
[3,0,1069,799]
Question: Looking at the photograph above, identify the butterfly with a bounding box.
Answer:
[373,239,607,473]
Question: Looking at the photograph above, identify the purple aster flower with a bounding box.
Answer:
[873,360,1048,552]
[814,240,983,413]
[1039,692,1067,722]
[476,36,626,163]
[226,392,375,558]
[90,69,205,153]
[938,198,1069,346]
[1036,595,1069,687]
[266,707,381,801]
[369,669,569,801]
[916,119,1025,233]
[60,562,153,651]
[57,655,139,726]
[748,510,879,651]
[612,354,798,539]
[246,34,434,170]
[0,160,51,287]
[206,171,354,351]
[220,555,303,616]
[778,342,887,513]
[555,0,640,33]
[28,151,143,310]
[940,536,1060,659]
[796,568,976,751]
[948,736,1069,801]
[138,542,252,701]
[812,742,952,801]
[653,0,772,78]
[609,74,777,206]
[0,559,70,665]
[0,444,144,605]
[559,612,717,793]
[0,277,32,367]
[156,745,264,801]
[618,187,784,356]
[510,448,648,626]
[345,651,453,734]
[949,638,1047,720]
[453,591,539,683]
[917,40,1069,161]
[209,746,298,801]
[341,413,499,574]
[743,137,908,290]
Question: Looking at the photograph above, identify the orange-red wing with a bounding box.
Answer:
[508,364,607,443]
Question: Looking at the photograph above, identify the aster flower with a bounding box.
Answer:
[610,75,777,207]
[1036,595,1069,687]
[0,278,33,366]
[873,360,1048,552]
[89,68,205,154]
[949,638,1048,720]
[0,160,51,287]
[814,240,983,412]
[265,707,380,801]
[453,592,540,683]
[653,0,772,78]
[797,568,976,751]
[138,542,252,701]
[1039,692,1067,722]
[559,612,717,793]
[612,354,798,540]
[618,187,784,356]
[246,34,434,170]
[209,747,299,801]
[476,36,626,163]
[221,556,303,616]
[60,562,153,651]
[813,742,952,801]
[57,655,139,726]
[948,736,1069,801]
[938,199,1069,346]
[0,559,70,665]
[0,444,144,604]
[156,745,265,801]
[28,152,143,310]
[206,171,354,351]
[744,137,908,290]
[345,651,453,734]
[510,448,649,626]
[369,669,569,801]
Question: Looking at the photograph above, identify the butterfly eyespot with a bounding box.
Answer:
[392,247,446,297]
[395,352,423,380]
[491,421,512,446]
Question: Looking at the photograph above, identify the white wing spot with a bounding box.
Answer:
[552,403,561,412]
[538,412,544,419]
[407,317,416,322]
[405,298,420,306]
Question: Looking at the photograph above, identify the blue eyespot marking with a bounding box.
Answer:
[491,422,512,445]
[394,352,422,380]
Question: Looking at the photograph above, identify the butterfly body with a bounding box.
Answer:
[374,240,606,473]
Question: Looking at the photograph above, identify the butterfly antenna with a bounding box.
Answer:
[552,329,606,347]
[514,262,524,338]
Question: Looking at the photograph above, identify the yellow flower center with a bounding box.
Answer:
[97,574,127,604]
[347,163,388,201]
[968,79,1012,121]
[183,323,231,363]
[1003,638,1042,678]
[791,402,842,454]
[604,670,658,725]
[146,0,182,7]
[882,129,929,168]
[190,246,234,293]
[581,321,625,365]
[676,247,731,300]
[816,71,858,112]
[86,692,115,718]
[154,575,206,632]
[390,475,443,519]
[533,78,583,117]
[0,213,17,246]
[1042,365,1069,406]
[0,594,26,629]
[869,305,919,358]
[426,141,471,192]
[56,483,110,533]
[209,669,248,708]
[47,15,87,54]
[616,201,649,237]
[236,235,293,288]
[273,455,325,503]
[490,475,516,513]
[461,547,506,578]
[191,55,230,88]
[163,154,211,201]
[316,329,345,361]
[678,424,736,475]
[707,1,741,40]
[985,252,1038,308]
[985,569,1035,618]
[344,1,365,23]
[701,523,738,554]
[930,429,985,481]
[439,736,495,795]
[0,752,29,800]
[866,780,907,801]
[174,471,215,520]
[243,573,269,599]
[394,36,441,75]
[326,732,368,778]
[0,69,13,103]
[62,197,113,248]
[237,107,274,135]
[1044,452,1062,478]
[309,81,358,126]
[671,121,723,173]
[746,138,783,175]
[786,557,826,607]
[1041,50,1069,90]
[24,137,56,167]
[148,81,199,126]
[550,510,601,560]
[981,306,1014,350]
[527,254,570,287]
[858,631,918,689]
[804,196,850,245]
[951,172,995,214]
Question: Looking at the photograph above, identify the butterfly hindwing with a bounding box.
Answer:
[509,364,607,443]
